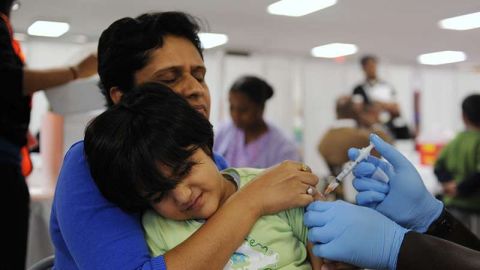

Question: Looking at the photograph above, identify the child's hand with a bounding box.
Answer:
[238,161,319,217]
[321,260,360,270]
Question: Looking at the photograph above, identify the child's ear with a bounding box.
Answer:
[110,87,124,104]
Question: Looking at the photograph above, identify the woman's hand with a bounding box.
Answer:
[238,160,319,218]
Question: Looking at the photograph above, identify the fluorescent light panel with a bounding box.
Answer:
[439,12,480,30]
[28,20,69,37]
[267,0,337,17]
[12,2,20,11]
[417,51,466,65]
[311,43,358,58]
[199,33,228,49]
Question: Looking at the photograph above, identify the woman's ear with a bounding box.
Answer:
[109,87,124,104]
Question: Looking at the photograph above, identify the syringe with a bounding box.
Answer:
[324,143,375,195]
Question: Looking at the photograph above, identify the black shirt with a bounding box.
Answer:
[0,17,29,148]
[397,208,480,269]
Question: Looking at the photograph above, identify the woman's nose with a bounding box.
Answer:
[178,75,206,101]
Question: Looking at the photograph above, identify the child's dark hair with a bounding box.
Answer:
[462,94,480,127]
[84,82,214,212]
[97,11,203,107]
[229,76,274,107]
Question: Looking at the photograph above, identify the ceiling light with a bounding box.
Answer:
[199,33,228,49]
[311,43,358,58]
[267,0,337,17]
[72,34,88,43]
[417,51,466,65]
[27,20,70,37]
[12,1,20,11]
[439,12,480,31]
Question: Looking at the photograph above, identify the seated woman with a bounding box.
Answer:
[84,83,324,269]
[49,12,318,270]
[214,76,301,168]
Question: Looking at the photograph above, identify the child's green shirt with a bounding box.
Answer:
[142,168,311,270]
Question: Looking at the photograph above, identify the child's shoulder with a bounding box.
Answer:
[142,209,162,227]
[222,167,265,188]
[142,209,201,232]
[142,209,177,228]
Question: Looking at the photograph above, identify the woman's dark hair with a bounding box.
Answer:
[462,94,480,127]
[229,76,274,106]
[84,82,214,213]
[97,11,203,107]
[0,0,15,14]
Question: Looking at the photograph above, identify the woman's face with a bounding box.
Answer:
[150,149,232,221]
[229,91,263,130]
[134,35,211,119]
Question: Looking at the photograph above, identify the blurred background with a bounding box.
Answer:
[6,0,480,267]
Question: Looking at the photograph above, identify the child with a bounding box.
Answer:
[84,82,323,269]
[434,94,480,236]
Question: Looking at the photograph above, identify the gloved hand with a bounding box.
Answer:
[349,134,443,233]
[304,200,407,270]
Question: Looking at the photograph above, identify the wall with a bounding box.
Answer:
[23,40,480,177]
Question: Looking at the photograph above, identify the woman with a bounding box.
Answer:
[50,12,317,270]
[215,76,301,168]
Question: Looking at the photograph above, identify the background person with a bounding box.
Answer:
[214,75,301,168]
[352,55,411,139]
[434,94,480,237]
[0,0,96,268]
[318,95,392,176]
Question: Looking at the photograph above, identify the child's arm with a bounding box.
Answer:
[164,162,319,269]
[307,242,324,270]
[457,172,480,196]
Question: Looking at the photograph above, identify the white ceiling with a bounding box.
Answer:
[10,0,480,67]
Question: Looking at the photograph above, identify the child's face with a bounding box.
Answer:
[150,149,233,220]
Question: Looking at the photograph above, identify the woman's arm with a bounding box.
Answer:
[164,161,319,269]
[22,54,97,95]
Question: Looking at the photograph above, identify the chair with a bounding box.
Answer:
[27,255,54,270]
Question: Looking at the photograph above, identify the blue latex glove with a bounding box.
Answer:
[349,134,443,233]
[304,200,407,270]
